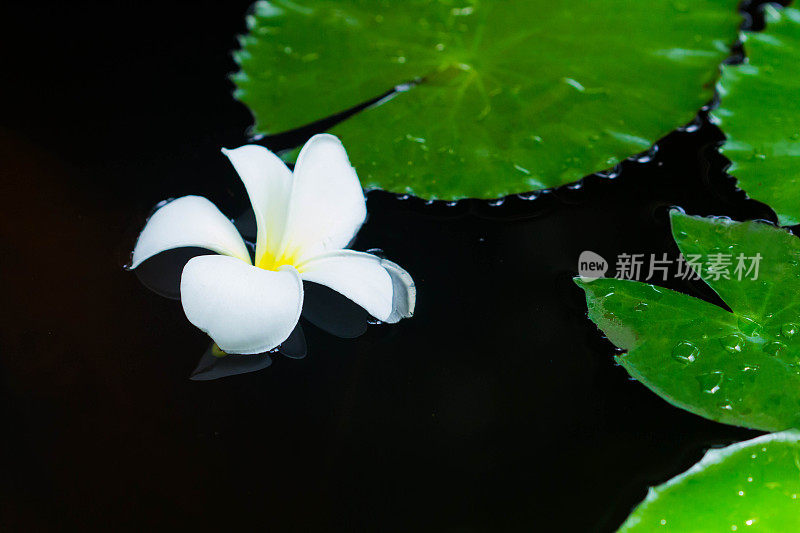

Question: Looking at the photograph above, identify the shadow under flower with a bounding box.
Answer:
[191,323,308,381]
[190,343,274,381]
[134,247,214,300]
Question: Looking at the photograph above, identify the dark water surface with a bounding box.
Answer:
[0,1,789,531]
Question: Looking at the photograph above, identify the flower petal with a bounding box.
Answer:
[180,255,303,355]
[280,134,366,262]
[380,258,417,323]
[297,250,393,321]
[130,196,250,268]
[221,145,292,265]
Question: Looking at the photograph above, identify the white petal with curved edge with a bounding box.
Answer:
[180,255,303,355]
[221,145,292,265]
[380,258,416,323]
[298,250,393,321]
[130,196,250,268]
[279,135,366,263]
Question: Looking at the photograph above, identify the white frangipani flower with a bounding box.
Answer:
[130,134,415,354]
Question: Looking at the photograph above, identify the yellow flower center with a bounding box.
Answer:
[256,245,303,272]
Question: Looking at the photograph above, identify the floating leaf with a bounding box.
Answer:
[577,211,800,431]
[714,6,800,226]
[618,431,800,531]
[233,0,740,200]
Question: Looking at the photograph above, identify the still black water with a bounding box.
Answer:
[0,1,789,531]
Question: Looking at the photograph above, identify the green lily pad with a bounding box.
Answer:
[233,0,740,200]
[618,430,800,532]
[714,6,800,226]
[577,211,800,431]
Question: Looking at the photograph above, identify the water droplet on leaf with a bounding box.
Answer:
[720,333,746,353]
[781,323,798,338]
[738,316,762,337]
[696,371,724,394]
[672,341,699,365]
[763,341,788,357]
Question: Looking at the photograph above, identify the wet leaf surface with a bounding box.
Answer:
[715,6,800,225]
[578,211,800,431]
[234,0,740,200]
[619,431,800,531]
